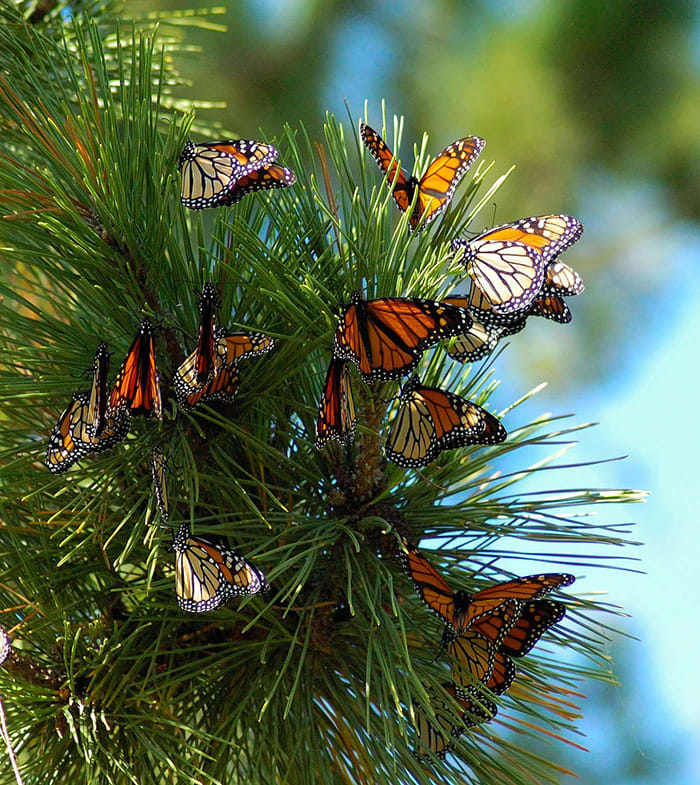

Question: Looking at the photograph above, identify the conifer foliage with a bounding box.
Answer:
[0,4,644,785]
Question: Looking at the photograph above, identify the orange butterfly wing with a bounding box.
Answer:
[108,319,161,419]
[206,139,278,172]
[333,293,472,382]
[220,163,296,206]
[474,215,583,263]
[470,574,575,603]
[359,122,411,213]
[400,540,459,628]
[217,331,276,364]
[412,136,485,229]
[529,294,572,323]
[500,600,566,657]
[315,356,356,449]
[184,363,240,409]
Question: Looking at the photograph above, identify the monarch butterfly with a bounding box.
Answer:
[386,376,506,469]
[440,294,526,363]
[179,138,278,209]
[332,292,472,383]
[219,163,296,206]
[401,539,573,634]
[86,342,110,438]
[175,329,275,410]
[452,214,583,313]
[315,356,357,449]
[413,682,496,762]
[360,123,484,230]
[108,318,162,419]
[170,522,269,613]
[0,624,11,667]
[45,392,130,474]
[193,283,219,384]
[151,447,169,522]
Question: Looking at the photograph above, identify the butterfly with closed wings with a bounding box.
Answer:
[108,318,162,420]
[315,356,357,449]
[179,138,278,209]
[174,286,276,410]
[45,343,130,474]
[413,681,496,762]
[151,447,169,522]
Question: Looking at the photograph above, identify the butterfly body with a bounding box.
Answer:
[194,283,218,383]
[170,522,269,613]
[360,123,485,230]
[386,376,506,468]
[151,447,169,522]
[333,292,472,383]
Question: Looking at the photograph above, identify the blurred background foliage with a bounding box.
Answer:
[123,0,700,780]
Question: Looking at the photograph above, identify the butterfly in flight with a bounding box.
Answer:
[219,163,296,206]
[108,318,162,419]
[151,447,169,522]
[452,214,583,314]
[179,138,278,209]
[332,292,472,383]
[170,522,269,613]
[360,122,484,230]
[413,681,496,762]
[46,343,130,474]
[315,356,357,449]
[386,376,506,469]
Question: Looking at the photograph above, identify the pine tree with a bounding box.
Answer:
[0,4,645,784]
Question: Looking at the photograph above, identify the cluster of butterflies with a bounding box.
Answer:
[401,539,574,761]
[44,284,275,612]
[37,123,584,762]
[313,124,583,467]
